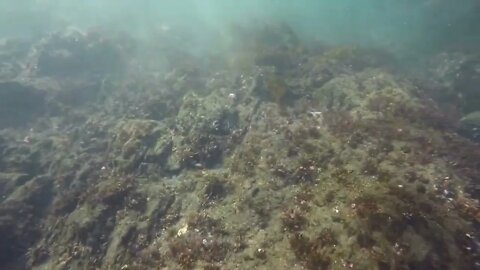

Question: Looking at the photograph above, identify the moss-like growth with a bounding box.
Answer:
[289,230,336,270]
[167,214,231,268]
[281,207,307,232]
[202,177,229,207]
[1,23,479,270]
[265,72,288,113]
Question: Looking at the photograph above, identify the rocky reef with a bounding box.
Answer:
[0,24,479,270]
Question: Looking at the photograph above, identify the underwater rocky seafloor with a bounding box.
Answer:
[0,25,479,270]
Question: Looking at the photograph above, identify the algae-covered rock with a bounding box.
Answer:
[0,173,31,201]
[170,90,242,170]
[0,81,46,127]
[0,23,478,270]
[0,175,53,267]
[313,74,361,110]
[460,110,480,126]
[0,38,31,80]
[455,57,480,113]
[114,120,164,149]
[459,110,480,141]
[313,69,417,120]
[176,91,237,134]
[427,52,480,113]
[35,29,126,78]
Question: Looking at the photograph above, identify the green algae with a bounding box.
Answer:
[0,22,478,270]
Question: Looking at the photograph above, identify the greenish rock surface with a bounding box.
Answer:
[459,110,480,141]
[0,25,478,270]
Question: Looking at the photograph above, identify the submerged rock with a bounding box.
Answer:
[0,38,32,80]
[0,81,46,128]
[455,57,480,113]
[459,111,480,141]
[0,24,478,270]
[35,29,126,78]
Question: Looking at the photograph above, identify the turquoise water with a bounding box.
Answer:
[1,1,478,56]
